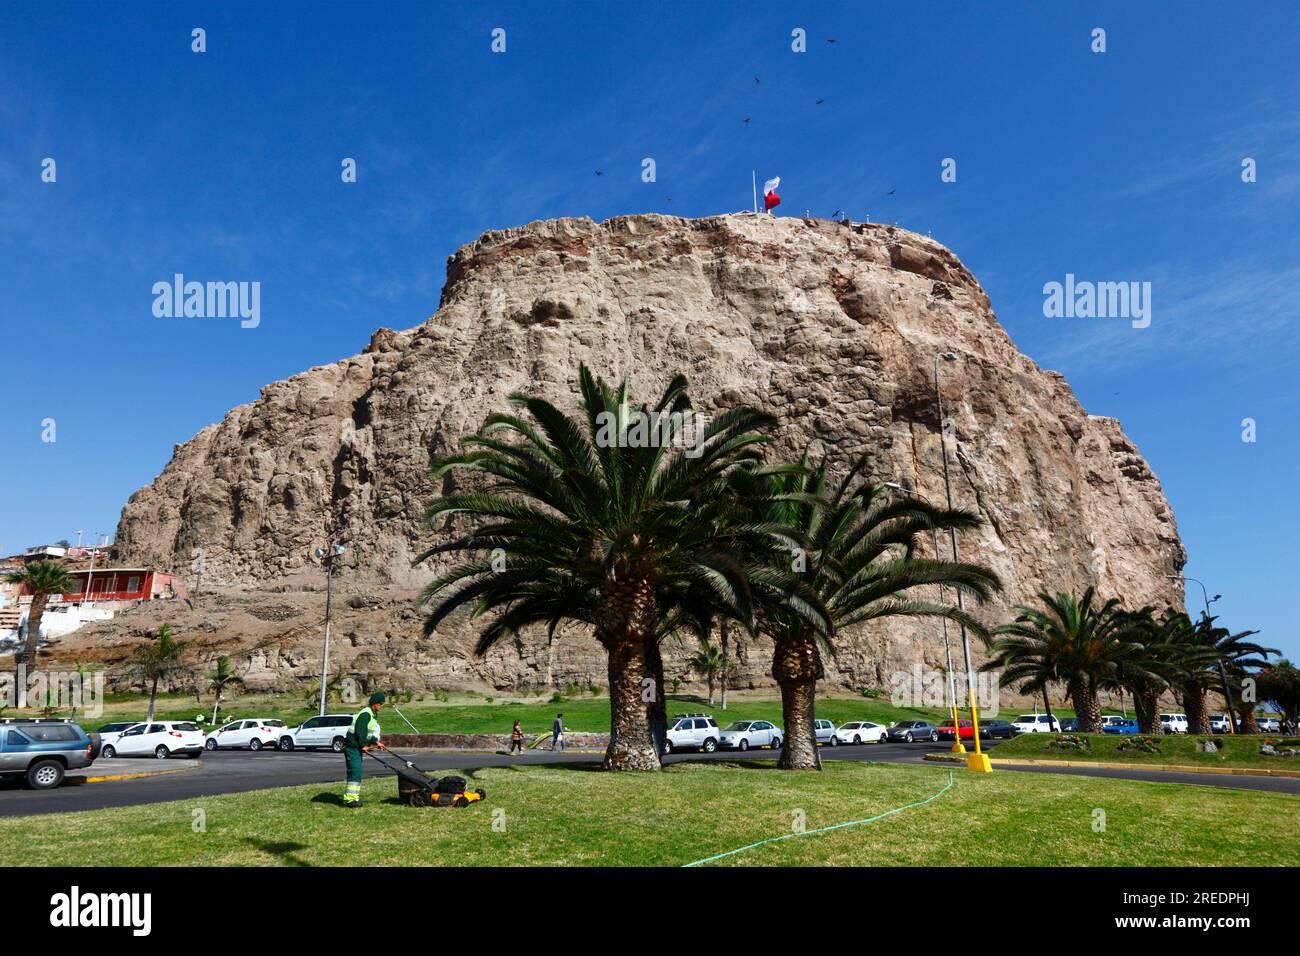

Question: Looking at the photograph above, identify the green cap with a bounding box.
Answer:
[369,691,386,705]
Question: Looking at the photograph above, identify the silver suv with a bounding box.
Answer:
[662,714,720,754]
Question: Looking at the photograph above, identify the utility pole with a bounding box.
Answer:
[1169,574,1235,734]
[934,352,991,772]
[315,542,345,717]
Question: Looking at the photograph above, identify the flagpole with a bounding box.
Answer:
[752,170,757,215]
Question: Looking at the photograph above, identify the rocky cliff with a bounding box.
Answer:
[102,213,1185,693]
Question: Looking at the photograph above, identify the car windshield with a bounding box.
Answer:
[264,720,285,727]
[723,722,753,731]
[1015,716,1036,723]
[842,722,860,729]
[173,723,199,732]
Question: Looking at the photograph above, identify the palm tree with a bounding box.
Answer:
[4,560,79,676]
[986,589,1145,733]
[1165,615,1270,735]
[415,366,828,770]
[1208,621,1275,734]
[689,639,725,706]
[303,665,352,708]
[130,624,191,721]
[1112,608,1185,735]
[203,655,244,723]
[736,455,1001,770]
[1256,660,1300,733]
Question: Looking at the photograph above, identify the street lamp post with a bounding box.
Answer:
[316,543,345,717]
[933,352,992,772]
[1168,574,1236,735]
[883,481,965,754]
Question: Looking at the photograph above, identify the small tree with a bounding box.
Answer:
[4,560,79,677]
[130,625,191,721]
[1257,660,1300,733]
[204,655,244,723]
[689,640,724,706]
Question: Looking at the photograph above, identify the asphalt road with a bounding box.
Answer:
[2,738,1297,817]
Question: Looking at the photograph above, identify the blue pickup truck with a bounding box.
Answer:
[0,718,100,789]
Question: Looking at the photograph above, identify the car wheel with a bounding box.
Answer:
[662,739,674,755]
[739,739,749,751]
[905,732,913,743]
[204,738,217,751]
[154,745,170,760]
[331,737,345,753]
[877,733,887,744]
[853,734,862,745]
[771,737,781,750]
[931,731,939,742]
[279,737,294,751]
[829,736,839,746]
[102,745,116,758]
[249,738,262,752]
[26,759,65,790]
[703,738,717,753]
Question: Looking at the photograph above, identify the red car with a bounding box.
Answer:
[937,719,975,740]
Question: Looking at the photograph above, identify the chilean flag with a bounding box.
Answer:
[763,176,781,213]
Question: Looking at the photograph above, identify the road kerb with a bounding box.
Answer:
[80,762,203,784]
[979,756,1300,778]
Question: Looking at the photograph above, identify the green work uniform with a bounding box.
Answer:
[342,706,380,805]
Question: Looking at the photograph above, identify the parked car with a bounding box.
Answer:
[1257,717,1282,734]
[813,719,839,746]
[1059,718,1080,733]
[1011,714,1061,734]
[101,721,205,759]
[979,719,1019,739]
[0,718,99,790]
[887,720,939,743]
[937,719,975,740]
[834,721,887,745]
[1209,714,1233,734]
[663,714,720,754]
[95,721,139,752]
[278,714,354,752]
[1103,718,1140,734]
[204,718,289,752]
[717,720,782,751]
[1100,715,1129,730]
[1160,713,1189,734]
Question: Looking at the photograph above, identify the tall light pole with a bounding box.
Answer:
[1168,574,1236,735]
[934,351,991,772]
[316,543,345,717]
[883,481,965,754]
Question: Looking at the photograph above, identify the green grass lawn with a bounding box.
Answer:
[72,690,1096,737]
[4,761,1296,866]
[991,733,1300,770]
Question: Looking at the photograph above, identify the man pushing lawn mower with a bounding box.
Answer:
[342,691,387,808]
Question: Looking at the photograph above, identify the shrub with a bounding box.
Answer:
[1047,734,1090,752]
[1117,736,1162,754]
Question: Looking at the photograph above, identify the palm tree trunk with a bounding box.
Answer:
[1134,686,1163,735]
[147,676,159,722]
[1041,684,1055,728]
[1238,706,1259,735]
[211,689,222,724]
[707,673,715,707]
[772,633,822,770]
[1184,684,1210,735]
[720,621,729,710]
[22,592,49,674]
[603,635,660,771]
[1067,677,1102,732]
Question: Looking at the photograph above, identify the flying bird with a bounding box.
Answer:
[595,170,604,176]
[887,188,895,195]
[815,99,825,105]
[754,76,761,84]
[830,210,844,218]
[743,116,752,123]
[827,37,837,43]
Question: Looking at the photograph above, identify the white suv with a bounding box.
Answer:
[279,714,355,752]
[1011,714,1061,734]
[663,714,720,754]
[204,718,289,752]
[102,721,205,759]
[1160,713,1189,734]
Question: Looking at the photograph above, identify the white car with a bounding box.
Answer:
[1160,713,1189,734]
[101,721,205,759]
[1209,714,1233,734]
[663,714,721,754]
[1100,715,1128,730]
[833,720,887,745]
[1011,714,1061,734]
[717,720,782,751]
[204,718,289,752]
[278,714,355,752]
[1257,717,1282,733]
[813,719,838,745]
[94,721,140,752]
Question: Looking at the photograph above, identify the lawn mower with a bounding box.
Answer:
[366,749,486,808]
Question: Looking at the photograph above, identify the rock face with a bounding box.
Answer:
[108,214,1185,693]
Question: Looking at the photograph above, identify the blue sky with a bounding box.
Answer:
[1,2,1296,658]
